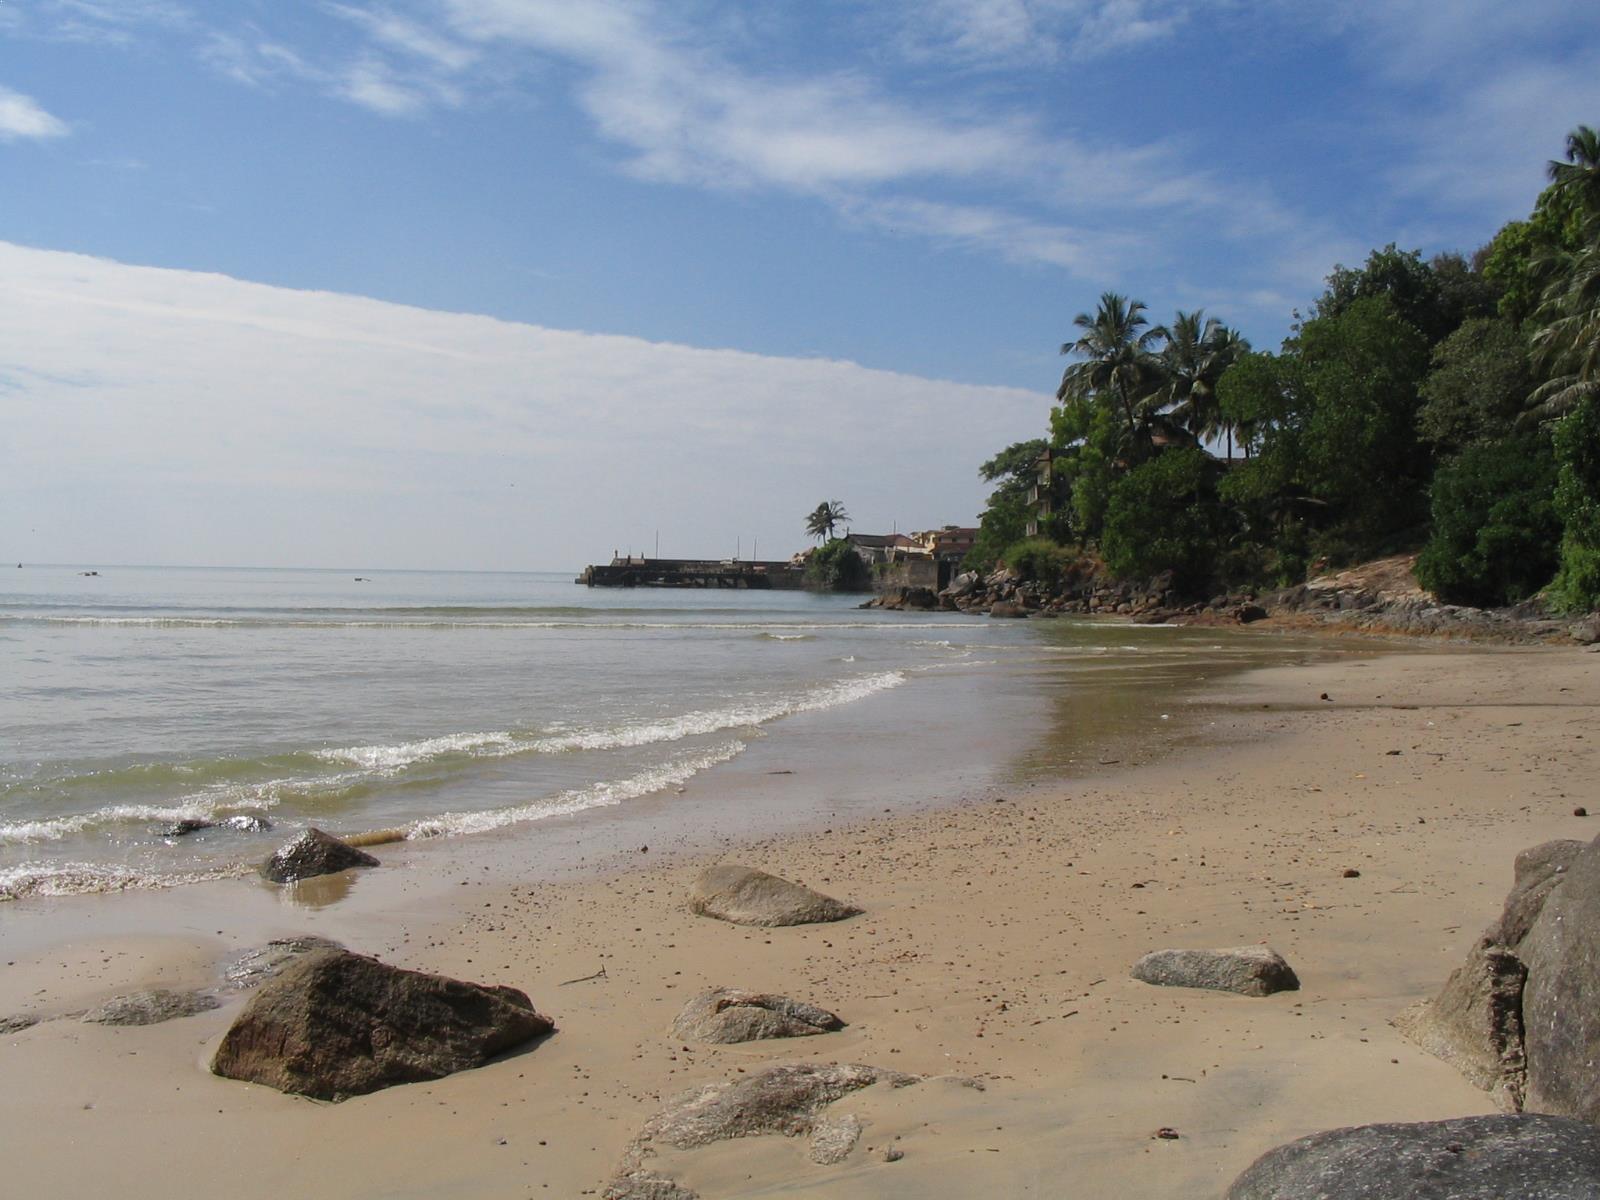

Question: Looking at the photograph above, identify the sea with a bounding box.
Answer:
[1,564,1335,906]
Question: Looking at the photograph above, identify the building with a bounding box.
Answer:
[844,532,923,565]
[1026,449,1057,538]
[912,525,979,561]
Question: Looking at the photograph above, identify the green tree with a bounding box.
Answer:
[805,538,871,592]
[1316,244,1456,344]
[1416,434,1559,607]
[1551,395,1600,612]
[804,500,850,543]
[1416,317,1533,452]
[1057,293,1167,459]
[1101,448,1229,594]
[1160,310,1250,457]
[1218,297,1430,563]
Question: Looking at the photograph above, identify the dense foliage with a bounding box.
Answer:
[804,537,871,592]
[968,123,1600,613]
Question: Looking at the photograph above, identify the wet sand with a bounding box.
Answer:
[1,643,1595,1198]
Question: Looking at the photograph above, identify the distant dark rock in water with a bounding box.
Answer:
[688,864,860,928]
[1225,1114,1600,1200]
[223,814,272,832]
[1396,836,1600,1118]
[260,827,379,883]
[1131,946,1299,997]
[210,948,553,1101]
[670,987,845,1044]
[155,818,214,838]
[224,935,344,991]
[987,600,1027,618]
[82,988,220,1026]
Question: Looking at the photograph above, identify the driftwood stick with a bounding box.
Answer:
[559,966,609,986]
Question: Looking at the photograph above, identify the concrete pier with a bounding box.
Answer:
[577,557,805,589]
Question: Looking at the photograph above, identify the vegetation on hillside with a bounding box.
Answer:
[969,124,1600,613]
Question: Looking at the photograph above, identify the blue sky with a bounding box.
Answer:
[3,1,1599,568]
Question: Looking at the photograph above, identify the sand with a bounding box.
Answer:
[1,643,1596,1198]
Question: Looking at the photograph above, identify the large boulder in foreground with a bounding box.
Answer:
[1132,945,1299,997]
[670,987,845,1044]
[1225,1113,1600,1200]
[1397,837,1600,1118]
[210,948,552,1100]
[688,865,860,928]
[259,827,378,883]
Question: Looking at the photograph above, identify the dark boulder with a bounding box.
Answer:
[988,601,1027,618]
[259,827,379,883]
[688,865,860,928]
[1132,945,1299,997]
[1225,1113,1600,1200]
[210,948,552,1100]
[670,987,844,1044]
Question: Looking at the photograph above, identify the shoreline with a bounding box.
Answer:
[3,641,1596,1197]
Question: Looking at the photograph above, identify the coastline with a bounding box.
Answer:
[2,641,1596,1197]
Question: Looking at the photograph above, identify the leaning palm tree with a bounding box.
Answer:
[805,500,850,543]
[1058,293,1167,457]
[1161,311,1251,458]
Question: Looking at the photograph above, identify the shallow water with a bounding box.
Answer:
[1,564,1347,903]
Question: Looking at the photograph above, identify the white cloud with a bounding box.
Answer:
[0,241,1045,569]
[0,85,69,141]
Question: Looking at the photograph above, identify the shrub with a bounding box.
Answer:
[1415,434,1560,607]
[804,539,871,592]
[1551,396,1600,612]
[1003,538,1074,590]
[1101,448,1228,595]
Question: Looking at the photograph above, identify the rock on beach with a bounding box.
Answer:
[82,988,220,1026]
[670,987,845,1044]
[1226,1113,1600,1200]
[210,948,553,1100]
[259,827,379,883]
[687,864,860,928]
[1131,945,1299,996]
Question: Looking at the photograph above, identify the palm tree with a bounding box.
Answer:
[1524,126,1600,424]
[1549,124,1600,215]
[805,500,850,543]
[1058,293,1167,458]
[1160,310,1251,458]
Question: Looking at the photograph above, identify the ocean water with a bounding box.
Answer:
[0,564,1326,904]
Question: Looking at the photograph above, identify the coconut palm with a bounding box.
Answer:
[1160,310,1251,458]
[1524,127,1600,425]
[805,500,850,543]
[1057,293,1167,457]
[1548,124,1600,215]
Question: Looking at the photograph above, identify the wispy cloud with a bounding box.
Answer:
[0,85,69,141]
[0,240,1044,567]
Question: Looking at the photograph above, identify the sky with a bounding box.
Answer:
[3,0,1599,570]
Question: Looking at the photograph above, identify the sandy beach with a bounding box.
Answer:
[2,641,1596,1198]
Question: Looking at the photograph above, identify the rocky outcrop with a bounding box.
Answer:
[82,988,220,1026]
[688,865,860,928]
[0,1014,40,1034]
[1396,837,1595,1116]
[259,827,379,883]
[606,1062,918,1198]
[1131,945,1299,997]
[1225,1114,1600,1200]
[210,948,552,1100]
[670,987,844,1044]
